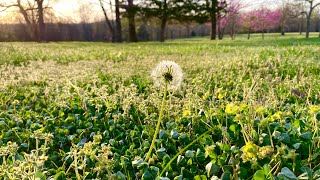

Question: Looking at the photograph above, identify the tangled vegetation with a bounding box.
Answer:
[0,34,320,179]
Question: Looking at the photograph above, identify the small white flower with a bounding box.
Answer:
[151,61,183,90]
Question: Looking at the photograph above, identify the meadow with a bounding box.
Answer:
[0,33,319,179]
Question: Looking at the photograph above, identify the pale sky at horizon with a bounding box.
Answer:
[0,0,281,23]
[55,0,281,18]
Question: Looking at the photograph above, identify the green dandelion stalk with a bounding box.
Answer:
[145,82,168,162]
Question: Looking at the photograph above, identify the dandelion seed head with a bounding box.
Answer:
[151,61,183,90]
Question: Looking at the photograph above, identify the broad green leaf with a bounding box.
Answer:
[35,171,46,180]
[205,161,219,177]
[194,175,207,180]
[115,171,126,180]
[171,129,179,139]
[185,150,195,158]
[280,167,297,179]
[253,170,265,180]
[142,171,153,180]
[300,132,312,140]
[54,171,66,180]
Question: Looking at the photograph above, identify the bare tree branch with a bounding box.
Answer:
[0,4,19,12]
[314,2,320,7]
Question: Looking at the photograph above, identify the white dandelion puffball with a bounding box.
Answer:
[151,61,183,90]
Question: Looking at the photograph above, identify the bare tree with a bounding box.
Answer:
[0,0,51,42]
[293,0,320,38]
[96,0,122,42]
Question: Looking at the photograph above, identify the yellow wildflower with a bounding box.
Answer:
[255,106,265,114]
[309,105,320,114]
[226,103,239,115]
[216,88,226,99]
[233,114,242,123]
[241,142,259,162]
[183,110,192,117]
[239,104,248,111]
[270,111,283,121]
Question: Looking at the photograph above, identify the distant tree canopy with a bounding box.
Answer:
[0,0,320,42]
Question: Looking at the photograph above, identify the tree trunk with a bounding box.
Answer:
[306,15,310,38]
[281,25,285,36]
[218,27,224,40]
[159,0,167,42]
[159,18,167,42]
[127,0,138,42]
[210,14,217,40]
[230,23,235,40]
[299,17,303,35]
[247,28,250,40]
[115,0,122,42]
[319,21,320,38]
[186,24,190,38]
[99,0,115,42]
[128,15,138,42]
[37,0,45,42]
[210,0,217,40]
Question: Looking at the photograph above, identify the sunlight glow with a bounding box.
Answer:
[53,0,79,17]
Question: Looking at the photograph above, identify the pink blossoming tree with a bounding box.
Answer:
[217,0,242,40]
[240,8,281,39]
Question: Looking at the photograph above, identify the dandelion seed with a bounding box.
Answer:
[151,61,183,90]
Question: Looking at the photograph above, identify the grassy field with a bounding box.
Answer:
[0,33,320,179]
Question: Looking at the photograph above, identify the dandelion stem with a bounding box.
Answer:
[144,83,168,162]
[159,130,211,177]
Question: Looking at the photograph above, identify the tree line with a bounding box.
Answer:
[0,0,320,42]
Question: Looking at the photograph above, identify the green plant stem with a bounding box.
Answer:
[73,151,81,180]
[43,140,47,155]
[82,156,86,178]
[3,120,22,142]
[144,83,168,162]
[313,114,318,138]
[159,130,211,177]
[2,156,6,165]
[239,122,249,143]
[36,138,39,157]
[267,125,274,148]
[231,154,238,180]
[35,138,39,174]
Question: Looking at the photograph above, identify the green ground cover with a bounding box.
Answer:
[0,33,319,179]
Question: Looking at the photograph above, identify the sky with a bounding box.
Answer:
[53,0,80,18]
[0,0,280,23]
